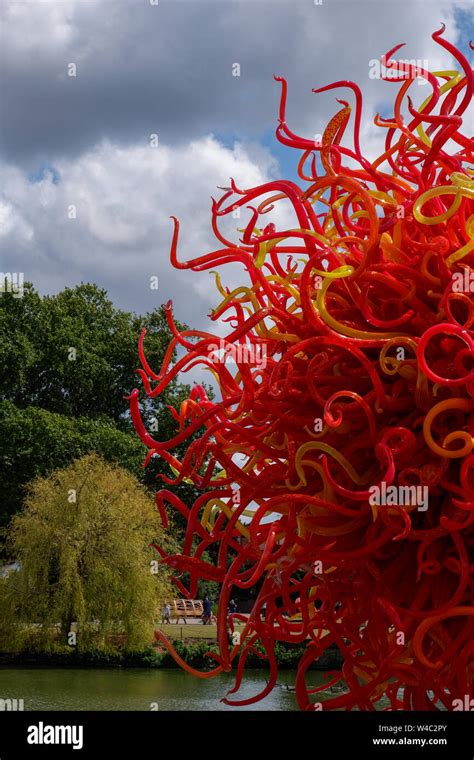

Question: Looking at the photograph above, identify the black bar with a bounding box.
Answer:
[0,711,473,758]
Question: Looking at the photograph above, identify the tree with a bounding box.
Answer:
[0,281,209,554]
[1,454,174,652]
[0,402,145,542]
[0,281,186,426]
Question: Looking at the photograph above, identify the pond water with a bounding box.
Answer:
[0,667,316,711]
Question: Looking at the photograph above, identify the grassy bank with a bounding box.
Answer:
[0,640,342,671]
[154,623,244,640]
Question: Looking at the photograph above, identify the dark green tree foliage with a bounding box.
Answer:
[0,282,207,555]
[0,402,145,532]
[0,282,181,424]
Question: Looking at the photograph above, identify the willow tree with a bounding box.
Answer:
[3,454,172,652]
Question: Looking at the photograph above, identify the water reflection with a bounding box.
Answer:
[0,668,310,711]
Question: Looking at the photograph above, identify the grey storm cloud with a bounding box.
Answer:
[0,0,467,169]
[1,0,310,166]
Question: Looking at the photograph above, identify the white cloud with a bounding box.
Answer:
[1,0,83,62]
[0,135,291,330]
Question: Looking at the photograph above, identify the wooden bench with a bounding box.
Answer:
[160,599,215,624]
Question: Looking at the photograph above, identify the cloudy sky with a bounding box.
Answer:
[0,0,473,333]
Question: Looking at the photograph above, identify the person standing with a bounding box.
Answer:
[202,596,212,624]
